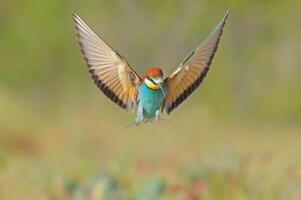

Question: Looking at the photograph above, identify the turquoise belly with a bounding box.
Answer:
[136,83,166,121]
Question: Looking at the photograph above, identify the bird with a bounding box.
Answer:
[72,10,229,126]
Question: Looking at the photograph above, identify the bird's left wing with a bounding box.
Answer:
[73,13,142,112]
[162,10,229,114]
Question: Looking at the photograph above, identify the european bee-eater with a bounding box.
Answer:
[73,10,229,125]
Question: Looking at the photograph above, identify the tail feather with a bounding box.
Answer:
[115,115,170,131]
[115,120,140,131]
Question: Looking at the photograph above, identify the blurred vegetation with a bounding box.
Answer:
[0,0,301,199]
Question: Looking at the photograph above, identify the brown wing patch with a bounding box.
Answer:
[89,69,127,109]
[167,66,209,113]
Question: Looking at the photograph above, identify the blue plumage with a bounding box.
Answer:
[135,83,166,123]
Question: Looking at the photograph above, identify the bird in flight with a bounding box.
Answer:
[72,10,229,126]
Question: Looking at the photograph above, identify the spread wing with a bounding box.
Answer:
[162,10,229,114]
[73,13,142,112]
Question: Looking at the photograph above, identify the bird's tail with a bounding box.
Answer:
[115,120,139,131]
[115,116,170,131]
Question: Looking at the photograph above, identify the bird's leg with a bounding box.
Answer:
[135,107,144,125]
[155,109,160,121]
[141,107,145,122]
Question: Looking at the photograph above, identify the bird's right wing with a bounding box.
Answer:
[73,13,142,112]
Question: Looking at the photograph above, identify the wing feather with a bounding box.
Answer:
[163,9,229,114]
[73,13,142,112]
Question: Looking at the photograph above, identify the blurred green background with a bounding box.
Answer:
[0,0,301,199]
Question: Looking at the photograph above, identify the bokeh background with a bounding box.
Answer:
[1,0,301,199]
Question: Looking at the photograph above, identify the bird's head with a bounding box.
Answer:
[144,67,164,90]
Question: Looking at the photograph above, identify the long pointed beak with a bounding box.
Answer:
[158,82,166,97]
[154,77,166,96]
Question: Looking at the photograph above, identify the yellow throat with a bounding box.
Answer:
[145,78,160,90]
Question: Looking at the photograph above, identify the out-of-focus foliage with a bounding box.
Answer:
[0,0,301,199]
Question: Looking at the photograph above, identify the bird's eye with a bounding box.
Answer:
[146,76,157,85]
[152,76,163,84]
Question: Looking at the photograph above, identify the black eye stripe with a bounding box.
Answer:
[146,76,157,85]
